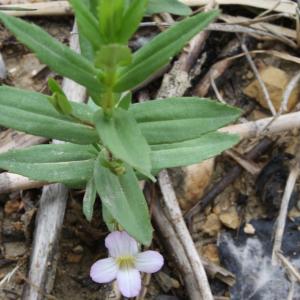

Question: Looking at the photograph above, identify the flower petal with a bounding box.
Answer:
[90,257,118,283]
[116,268,141,298]
[135,250,164,273]
[105,231,138,257]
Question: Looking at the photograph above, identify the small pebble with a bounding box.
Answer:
[243,223,256,235]
[219,207,240,230]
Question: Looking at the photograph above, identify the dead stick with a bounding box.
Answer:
[240,40,276,115]
[0,173,44,194]
[277,253,300,283]
[220,110,300,138]
[158,170,214,300]
[0,2,71,17]
[180,0,297,15]
[21,23,86,300]
[0,1,296,17]
[150,188,235,295]
[272,161,300,263]
[0,129,47,154]
[151,190,204,300]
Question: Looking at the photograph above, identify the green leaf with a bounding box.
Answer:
[48,78,73,115]
[118,0,148,43]
[0,12,102,94]
[69,0,102,50]
[89,0,99,17]
[102,204,118,231]
[98,0,125,44]
[95,44,132,70]
[151,132,240,170]
[118,92,132,110]
[131,97,241,144]
[114,10,219,91]
[146,0,192,15]
[0,144,97,186]
[0,86,98,144]
[94,108,152,178]
[94,152,153,245]
[83,178,97,221]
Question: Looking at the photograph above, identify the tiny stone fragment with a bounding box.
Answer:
[201,244,220,264]
[202,213,222,236]
[219,207,240,230]
[243,223,255,235]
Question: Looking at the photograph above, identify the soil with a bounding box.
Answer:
[0,1,300,300]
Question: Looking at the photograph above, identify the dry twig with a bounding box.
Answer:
[1,1,296,17]
[21,23,86,300]
[181,0,297,15]
[158,170,214,300]
[277,253,300,283]
[280,71,300,114]
[240,40,276,115]
[272,159,300,264]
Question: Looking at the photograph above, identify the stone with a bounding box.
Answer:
[219,207,240,229]
[202,213,222,236]
[201,244,220,264]
[243,223,256,235]
[244,66,299,112]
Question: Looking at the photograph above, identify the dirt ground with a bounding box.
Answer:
[0,1,300,300]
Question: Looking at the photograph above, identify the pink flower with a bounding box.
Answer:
[90,231,164,298]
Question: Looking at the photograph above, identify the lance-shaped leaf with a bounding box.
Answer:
[94,108,152,178]
[114,10,219,92]
[83,178,97,221]
[0,12,102,94]
[0,144,98,187]
[94,152,153,245]
[98,0,125,44]
[69,0,102,50]
[118,0,147,43]
[0,86,98,144]
[151,132,240,170]
[146,0,192,16]
[131,97,241,144]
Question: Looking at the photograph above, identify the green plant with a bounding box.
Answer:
[0,0,241,245]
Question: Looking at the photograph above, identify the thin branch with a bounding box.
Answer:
[240,40,276,116]
[277,253,300,283]
[180,0,297,16]
[158,170,214,300]
[280,71,300,114]
[272,161,300,263]
[1,1,296,17]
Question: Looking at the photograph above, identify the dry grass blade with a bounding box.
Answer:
[180,0,297,15]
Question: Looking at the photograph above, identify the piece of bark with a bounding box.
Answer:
[0,129,47,154]
[21,23,86,300]
[0,173,44,194]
